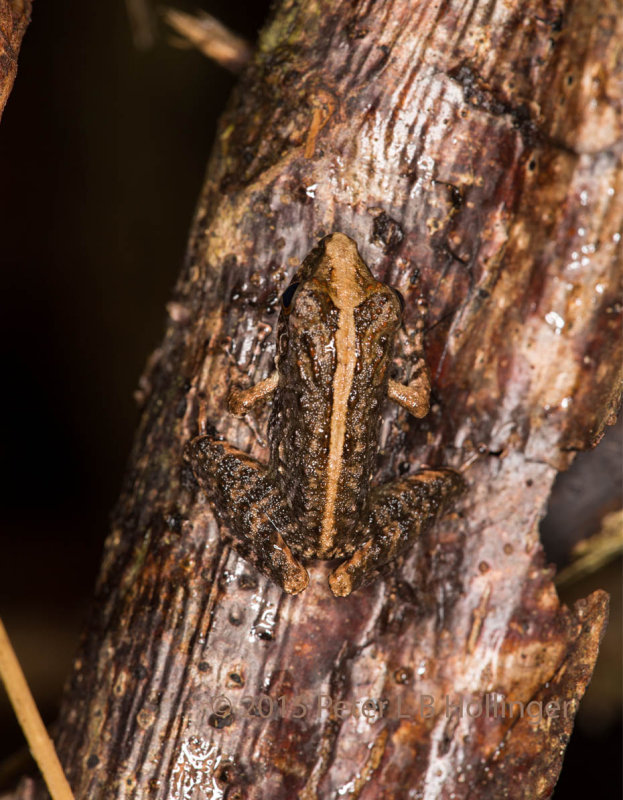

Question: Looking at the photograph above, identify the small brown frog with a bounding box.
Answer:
[186,233,464,596]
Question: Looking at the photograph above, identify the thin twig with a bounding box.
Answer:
[0,618,75,800]
[163,8,251,72]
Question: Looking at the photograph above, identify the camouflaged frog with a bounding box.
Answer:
[186,233,464,597]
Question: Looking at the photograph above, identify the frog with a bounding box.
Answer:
[186,233,465,597]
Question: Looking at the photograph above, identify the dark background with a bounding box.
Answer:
[0,1,620,796]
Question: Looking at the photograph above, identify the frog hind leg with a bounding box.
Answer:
[185,436,309,595]
[328,469,465,598]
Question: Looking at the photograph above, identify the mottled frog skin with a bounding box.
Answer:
[187,233,464,596]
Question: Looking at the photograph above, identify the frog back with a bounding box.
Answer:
[268,268,401,559]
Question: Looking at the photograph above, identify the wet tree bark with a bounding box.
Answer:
[14,0,622,798]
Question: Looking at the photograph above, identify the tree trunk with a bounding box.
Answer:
[14,0,621,797]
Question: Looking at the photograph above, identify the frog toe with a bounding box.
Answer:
[328,545,371,597]
[328,568,353,597]
[283,564,310,595]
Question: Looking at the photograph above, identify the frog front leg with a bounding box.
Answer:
[228,371,278,416]
[388,308,432,418]
[186,437,310,594]
[329,469,465,597]
[387,368,430,418]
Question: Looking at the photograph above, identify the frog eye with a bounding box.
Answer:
[281,281,300,313]
[392,288,405,313]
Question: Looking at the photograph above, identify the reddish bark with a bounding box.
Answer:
[0,0,31,120]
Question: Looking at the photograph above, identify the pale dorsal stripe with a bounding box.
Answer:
[319,238,368,555]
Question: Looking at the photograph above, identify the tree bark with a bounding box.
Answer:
[14,0,622,798]
[0,0,31,120]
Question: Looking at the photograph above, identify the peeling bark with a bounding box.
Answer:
[13,0,621,798]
